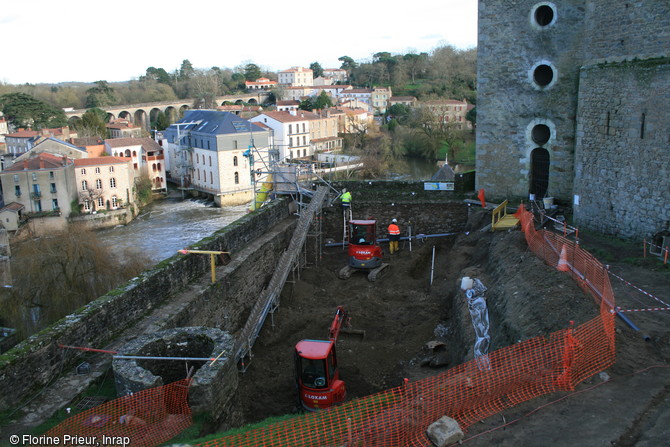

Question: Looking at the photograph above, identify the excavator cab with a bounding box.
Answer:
[347,220,383,269]
[339,220,389,281]
[295,307,347,411]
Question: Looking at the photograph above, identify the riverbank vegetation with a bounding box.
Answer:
[0,230,151,343]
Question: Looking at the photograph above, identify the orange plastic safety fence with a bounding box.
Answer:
[43,379,192,446]
[190,205,614,447]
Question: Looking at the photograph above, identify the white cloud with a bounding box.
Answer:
[0,0,477,84]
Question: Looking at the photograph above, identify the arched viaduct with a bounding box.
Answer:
[65,92,270,130]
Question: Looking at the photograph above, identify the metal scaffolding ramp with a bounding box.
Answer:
[234,185,328,371]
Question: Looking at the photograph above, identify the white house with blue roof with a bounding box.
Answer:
[162,110,272,207]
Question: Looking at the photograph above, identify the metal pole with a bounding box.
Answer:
[113,355,220,361]
[409,223,413,252]
[430,245,436,286]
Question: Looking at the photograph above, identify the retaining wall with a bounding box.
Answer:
[0,199,290,412]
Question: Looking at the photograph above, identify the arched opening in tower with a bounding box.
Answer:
[530,147,550,199]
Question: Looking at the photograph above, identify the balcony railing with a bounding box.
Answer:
[30,191,42,199]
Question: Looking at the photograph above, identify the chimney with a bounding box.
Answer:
[289,110,297,116]
[39,159,45,169]
[23,161,28,170]
[62,156,67,166]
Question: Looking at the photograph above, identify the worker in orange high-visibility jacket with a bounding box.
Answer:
[388,218,401,254]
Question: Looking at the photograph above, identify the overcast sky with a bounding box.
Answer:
[1,0,477,85]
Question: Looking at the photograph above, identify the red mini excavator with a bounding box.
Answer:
[338,219,389,282]
[294,306,348,411]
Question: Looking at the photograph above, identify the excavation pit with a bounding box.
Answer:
[113,327,236,418]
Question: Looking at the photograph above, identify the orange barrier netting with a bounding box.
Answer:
[194,205,616,447]
[43,379,192,446]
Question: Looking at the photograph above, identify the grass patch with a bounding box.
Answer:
[171,391,401,446]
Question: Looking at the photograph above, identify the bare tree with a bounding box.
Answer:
[2,230,151,340]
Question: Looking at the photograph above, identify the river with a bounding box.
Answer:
[95,157,439,263]
[96,199,249,263]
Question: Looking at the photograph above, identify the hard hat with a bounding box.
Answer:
[392,218,397,223]
[342,188,347,193]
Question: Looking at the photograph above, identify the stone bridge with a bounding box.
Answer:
[65,92,271,130]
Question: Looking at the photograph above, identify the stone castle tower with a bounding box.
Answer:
[476,1,670,239]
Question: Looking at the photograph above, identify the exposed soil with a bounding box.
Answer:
[225,209,670,446]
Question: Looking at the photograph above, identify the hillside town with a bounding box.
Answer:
[0,65,473,236]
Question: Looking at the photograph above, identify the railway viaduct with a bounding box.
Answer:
[64,92,271,131]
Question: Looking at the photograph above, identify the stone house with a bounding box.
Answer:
[249,111,311,161]
[106,119,143,139]
[2,127,77,158]
[0,152,77,233]
[371,87,392,114]
[322,68,348,83]
[337,88,373,112]
[245,78,278,91]
[73,157,134,213]
[421,100,470,129]
[278,67,314,87]
[162,110,272,207]
[301,110,342,154]
[0,202,24,232]
[389,96,418,108]
[275,100,300,112]
[104,137,167,192]
[14,137,87,162]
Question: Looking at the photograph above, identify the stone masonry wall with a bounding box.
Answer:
[583,1,670,62]
[573,59,670,238]
[321,181,470,239]
[477,0,670,238]
[476,0,585,203]
[0,199,290,412]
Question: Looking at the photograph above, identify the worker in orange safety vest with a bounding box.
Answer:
[388,218,401,254]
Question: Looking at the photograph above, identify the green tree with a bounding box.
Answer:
[76,107,108,138]
[178,59,195,81]
[310,62,324,78]
[135,174,154,205]
[154,111,171,130]
[403,52,428,82]
[85,80,117,108]
[244,63,262,81]
[142,66,172,84]
[386,103,411,124]
[314,91,333,109]
[299,97,315,111]
[338,56,358,71]
[466,106,476,130]
[0,92,68,129]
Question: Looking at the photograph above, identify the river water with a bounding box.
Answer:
[96,199,249,263]
[95,158,439,263]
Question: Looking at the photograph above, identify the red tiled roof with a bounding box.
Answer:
[5,153,70,171]
[73,156,129,167]
[423,99,468,105]
[260,111,312,123]
[1,202,25,213]
[342,89,372,94]
[104,137,144,147]
[106,122,140,129]
[6,130,40,138]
